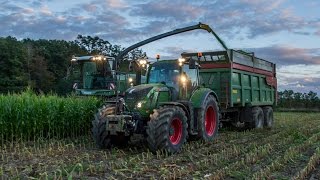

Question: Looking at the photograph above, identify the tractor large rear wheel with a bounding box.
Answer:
[92,104,129,149]
[197,95,219,142]
[147,106,188,154]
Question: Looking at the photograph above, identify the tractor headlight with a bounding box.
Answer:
[178,58,185,66]
[128,77,133,83]
[180,75,187,83]
[137,102,142,108]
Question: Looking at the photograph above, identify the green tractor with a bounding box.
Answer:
[69,55,134,97]
[92,23,226,153]
[93,57,219,153]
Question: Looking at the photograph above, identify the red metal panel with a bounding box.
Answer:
[201,62,275,78]
[200,63,231,69]
[266,76,277,88]
[232,63,274,77]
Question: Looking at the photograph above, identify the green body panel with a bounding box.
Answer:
[82,62,97,89]
[189,88,215,108]
[71,57,134,97]
[75,75,129,96]
[199,68,230,108]
[231,69,275,107]
[199,67,275,110]
[124,83,171,118]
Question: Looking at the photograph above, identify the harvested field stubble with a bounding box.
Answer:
[1,112,320,179]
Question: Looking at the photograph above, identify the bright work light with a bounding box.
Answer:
[180,75,187,83]
[138,59,148,68]
[178,58,185,66]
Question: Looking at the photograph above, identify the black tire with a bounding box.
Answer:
[250,106,264,129]
[263,106,273,128]
[92,104,115,149]
[146,106,188,154]
[197,95,219,142]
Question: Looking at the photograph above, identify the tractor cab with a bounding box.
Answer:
[146,58,199,100]
[123,58,200,118]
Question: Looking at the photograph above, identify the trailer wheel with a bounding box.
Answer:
[92,104,116,149]
[263,106,273,128]
[147,106,188,154]
[197,95,219,142]
[250,106,264,129]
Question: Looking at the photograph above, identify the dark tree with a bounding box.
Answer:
[0,37,29,93]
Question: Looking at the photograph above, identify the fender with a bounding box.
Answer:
[190,88,219,108]
[158,102,190,120]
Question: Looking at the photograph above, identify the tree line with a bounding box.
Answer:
[277,90,320,110]
[0,35,144,95]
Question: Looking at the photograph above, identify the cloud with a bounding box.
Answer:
[130,0,202,22]
[82,4,98,12]
[129,0,314,39]
[40,6,53,16]
[0,0,138,41]
[277,75,320,94]
[106,0,128,9]
[277,64,320,94]
[0,0,319,50]
[247,46,320,65]
[293,31,311,36]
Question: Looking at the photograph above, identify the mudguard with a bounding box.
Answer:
[158,102,190,117]
[190,88,219,108]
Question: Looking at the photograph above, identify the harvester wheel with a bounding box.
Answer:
[197,95,219,142]
[147,106,188,154]
[92,104,115,149]
[250,106,264,129]
[263,106,273,128]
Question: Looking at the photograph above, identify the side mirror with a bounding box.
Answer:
[189,58,196,69]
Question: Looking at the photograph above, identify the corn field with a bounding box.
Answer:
[0,90,100,144]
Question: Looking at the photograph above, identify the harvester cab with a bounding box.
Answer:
[70,55,132,97]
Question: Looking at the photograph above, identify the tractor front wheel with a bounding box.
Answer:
[147,106,188,154]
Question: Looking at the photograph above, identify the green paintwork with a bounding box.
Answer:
[71,56,133,97]
[123,60,209,118]
[197,50,276,109]
[231,69,274,107]
[124,83,171,118]
[199,68,230,108]
[199,68,275,109]
[190,88,215,108]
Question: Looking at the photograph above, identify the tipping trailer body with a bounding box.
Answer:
[182,49,277,111]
